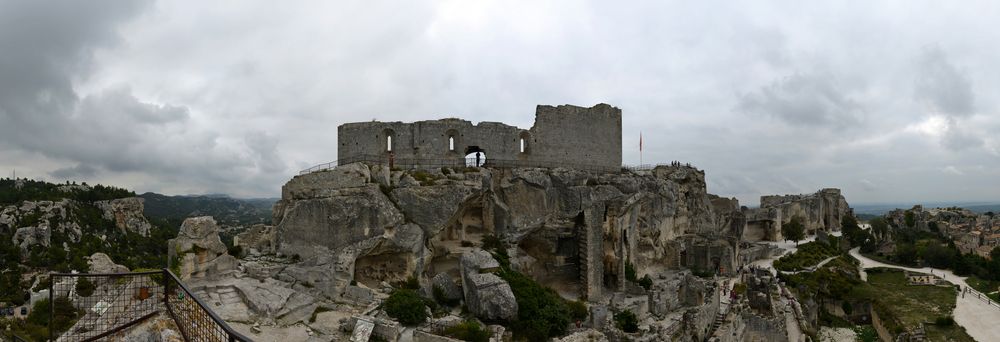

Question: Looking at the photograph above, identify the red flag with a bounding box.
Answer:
[639,132,643,152]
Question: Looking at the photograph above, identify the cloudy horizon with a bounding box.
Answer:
[2,1,1000,206]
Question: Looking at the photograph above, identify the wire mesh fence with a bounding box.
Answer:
[47,270,251,342]
[164,271,251,342]
[49,271,163,342]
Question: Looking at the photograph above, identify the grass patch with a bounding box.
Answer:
[856,268,974,342]
[773,241,839,272]
[410,170,442,186]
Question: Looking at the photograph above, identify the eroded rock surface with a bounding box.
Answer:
[96,197,153,236]
[168,216,237,281]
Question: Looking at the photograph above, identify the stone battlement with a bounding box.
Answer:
[337,103,622,171]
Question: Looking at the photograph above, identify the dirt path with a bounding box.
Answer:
[849,247,1000,342]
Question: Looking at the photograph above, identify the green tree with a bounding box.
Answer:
[613,310,638,333]
[782,216,806,245]
[869,217,890,238]
[383,289,427,326]
[904,211,916,228]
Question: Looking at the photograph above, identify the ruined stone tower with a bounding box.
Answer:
[336,103,623,171]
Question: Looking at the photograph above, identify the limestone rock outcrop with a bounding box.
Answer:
[234,224,277,256]
[89,252,129,273]
[96,197,153,236]
[460,250,517,321]
[168,216,237,281]
[744,188,852,241]
[3,200,82,251]
[270,162,744,303]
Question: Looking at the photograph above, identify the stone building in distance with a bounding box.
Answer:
[336,103,623,171]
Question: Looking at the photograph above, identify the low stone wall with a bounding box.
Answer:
[870,308,892,342]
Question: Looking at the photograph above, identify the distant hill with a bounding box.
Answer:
[139,192,275,226]
[853,202,1000,216]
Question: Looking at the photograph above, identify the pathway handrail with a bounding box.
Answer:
[163,269,252,342]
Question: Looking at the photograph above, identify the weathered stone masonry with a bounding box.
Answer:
[337,103,622,170]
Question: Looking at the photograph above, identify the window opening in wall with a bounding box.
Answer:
[449,137,455,151]
[387,136,392,152]
[520,138,525,153]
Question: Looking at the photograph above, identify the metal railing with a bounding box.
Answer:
[164,270,252,342]
[299,154,697,175]
[48,270,251,342]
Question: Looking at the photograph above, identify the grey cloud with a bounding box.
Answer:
[0,0,285,196]
[50,164,98,179]
[915,47,975,117]
[941,117,983,151]
[737,73,863,129]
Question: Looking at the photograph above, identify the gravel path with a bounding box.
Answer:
[849,247,1000,342]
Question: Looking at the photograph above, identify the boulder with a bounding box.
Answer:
[431,273,463,303]
[168,216,237,281]
[460,250,517,321]
[88,253,129,273]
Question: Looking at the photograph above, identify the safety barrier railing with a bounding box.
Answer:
[49,270,163,341]
[48,270,251,342]
[164,270,252,342]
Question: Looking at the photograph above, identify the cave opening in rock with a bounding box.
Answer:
[353,252,413,289]
[518,227,581,299]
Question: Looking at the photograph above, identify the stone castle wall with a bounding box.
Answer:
[336,103,622,170]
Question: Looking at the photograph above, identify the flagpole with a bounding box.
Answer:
[639,132,643,166]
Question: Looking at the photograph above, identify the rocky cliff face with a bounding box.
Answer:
[168,216,237,281]
[269,162,741,303]
[96,197,153,236]
[743,188,852,241]
[2,196,154,251]
[2,200,81,250]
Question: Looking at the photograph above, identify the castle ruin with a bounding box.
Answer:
[336,103,622,171]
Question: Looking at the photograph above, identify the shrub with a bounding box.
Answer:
[442,320,491,342]
[498,267,572,341]
[384,289,427,325]
[935,315,954,326]
[227,245,243,257]
[613,310,638,333]
[567,300,588,322]
[638,275,653,290]
[624,262,637,282]
[481,234,506,252]
[398,276,420,290]
[433,285,460,307]
[75,277,95,297]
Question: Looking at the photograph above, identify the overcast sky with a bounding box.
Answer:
[2,1,1000,205]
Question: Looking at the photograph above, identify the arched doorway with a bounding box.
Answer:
[465,146,486,167]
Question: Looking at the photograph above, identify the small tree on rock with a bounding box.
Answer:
[782,216,806,246]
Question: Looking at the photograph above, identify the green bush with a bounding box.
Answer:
[481,234,506,252]
[613,310,638,333]
[442,320,492,342]
[567,300,588,322]
[28,297,81,337]
[935,315,954,326]
[638,275,653,290]
[384,289,427,326]
[433,285,460,307]
[498,267,571,341]
[75,277,96,297]
[624,262,638,282]
[398,276,420,290]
